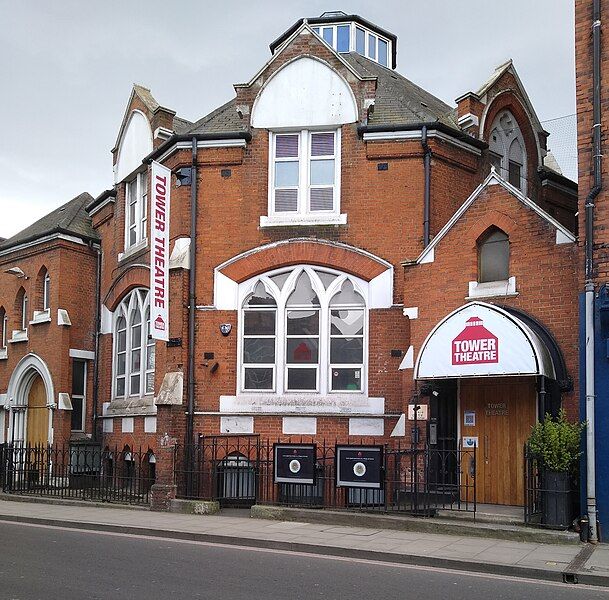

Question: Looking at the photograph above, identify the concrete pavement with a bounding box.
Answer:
[0,496,606,587]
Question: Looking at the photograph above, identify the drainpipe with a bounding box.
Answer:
[186,138,198,450]
[91,244,102,442]
[585,0,602,544]
[422,126,432,247]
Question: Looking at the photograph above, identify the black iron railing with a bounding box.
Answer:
[1,443,154,505]
[175,437,476,516]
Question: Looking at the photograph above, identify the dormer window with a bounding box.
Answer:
[125,171,148,250]
[265,130,343,225]
[311,22,390,67]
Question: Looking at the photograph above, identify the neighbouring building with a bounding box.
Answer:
[0,12,579,516]
[576,0,608,542]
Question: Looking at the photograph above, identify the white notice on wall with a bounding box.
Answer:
[150,161,171,341]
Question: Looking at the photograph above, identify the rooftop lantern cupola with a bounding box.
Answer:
[269,12,397,69]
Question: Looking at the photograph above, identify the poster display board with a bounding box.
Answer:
[336,445,384,489]
[274,444,316,485]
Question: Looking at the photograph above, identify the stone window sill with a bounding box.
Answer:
[9,330,28,343]
[118,238,148,263]
[467,277,517,300]
[30,309,51,325]
[260,214,347,228]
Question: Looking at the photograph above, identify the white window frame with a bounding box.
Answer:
[265,129,344,226]
[21,293,28,332]
[43,272,50,311]
[488,110,527,195]
[71,359,87,432]
[0,309,7,358]
[311,22,391,66]
[112,288,155,400]
[124,171,148,251]
[238,266,368,396]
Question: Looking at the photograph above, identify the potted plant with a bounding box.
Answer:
[527,410,585,529]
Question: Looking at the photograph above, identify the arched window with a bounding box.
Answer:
[240,266,368,395]
[35,266,50,312]
[488,110,527,193]
[0,306,7,351]
[15,287,28,332]
[478,228,510,283]
[113,289,155,399]
[43,272,50,311]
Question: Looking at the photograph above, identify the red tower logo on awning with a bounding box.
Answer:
[452,316,499,365]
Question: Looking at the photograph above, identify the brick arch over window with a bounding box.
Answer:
[218,240,391,284]
[481,92,540,177]
[465,211,517,245]
[104,265,150,311]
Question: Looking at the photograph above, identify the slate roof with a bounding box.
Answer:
[184,98,246,135]
[178,52,459,136]
[0,192,99,252]
[341,53,458,128]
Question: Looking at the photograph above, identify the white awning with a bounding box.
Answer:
[414,302,555,380]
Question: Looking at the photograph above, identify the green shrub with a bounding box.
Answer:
[528,409,585,472]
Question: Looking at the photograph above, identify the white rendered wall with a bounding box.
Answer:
[251,57,358,129]
[115,111,153,183]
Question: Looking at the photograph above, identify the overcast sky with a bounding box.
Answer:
[0,0,576,240]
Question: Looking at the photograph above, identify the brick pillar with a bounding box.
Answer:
[150,434,177,511]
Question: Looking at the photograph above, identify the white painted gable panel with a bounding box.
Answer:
[252,57,358,128]
[115,111,153,182]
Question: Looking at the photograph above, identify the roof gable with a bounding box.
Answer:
[414,171,575,265]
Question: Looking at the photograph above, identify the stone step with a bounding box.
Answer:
[251,504,581,545]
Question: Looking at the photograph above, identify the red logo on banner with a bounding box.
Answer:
[452,317,499,365]
[154,315,166,331]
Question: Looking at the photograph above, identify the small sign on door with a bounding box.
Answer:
[463,436,478,449]
[464,410,476,427]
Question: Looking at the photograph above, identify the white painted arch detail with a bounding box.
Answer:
[115,110,153,183]
[251,57,358,129]
[6,353,55,445]
[414,302,555,380]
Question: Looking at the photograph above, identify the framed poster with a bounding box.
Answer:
[274,444,316,485]
[335,445,384,489]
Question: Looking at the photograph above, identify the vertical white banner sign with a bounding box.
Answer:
[150,161,171,341]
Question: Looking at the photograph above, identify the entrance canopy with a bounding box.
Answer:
[415,302,556,380]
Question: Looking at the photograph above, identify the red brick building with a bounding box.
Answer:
[0,12,578,511]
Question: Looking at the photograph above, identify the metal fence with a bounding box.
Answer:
[524,443,577,529]
[176,436,476,516]
[1,443,155,505]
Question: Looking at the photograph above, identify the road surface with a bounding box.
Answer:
[0,520,606,600]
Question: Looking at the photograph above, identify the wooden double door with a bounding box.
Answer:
[460,377,537,506]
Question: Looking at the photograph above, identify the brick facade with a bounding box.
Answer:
[0,14,580,510]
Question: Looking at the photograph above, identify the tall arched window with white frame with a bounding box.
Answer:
[239,266,368,396]
[113,289,155,399]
